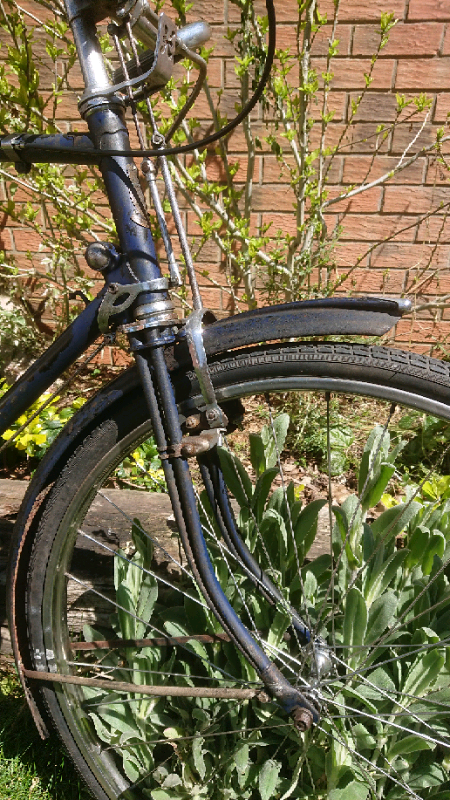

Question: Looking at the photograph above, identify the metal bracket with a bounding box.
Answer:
[97,277,168,332]
[181,428,222,458]
[184,309,228,428]
[82,12,177,103]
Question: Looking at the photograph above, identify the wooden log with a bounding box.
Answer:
[0,479,180,655]
[0,479,331,656]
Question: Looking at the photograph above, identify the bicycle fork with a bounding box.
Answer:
[132,331,319,730]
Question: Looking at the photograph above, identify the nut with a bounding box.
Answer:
[291,707,313,732]
[185,414,201,430]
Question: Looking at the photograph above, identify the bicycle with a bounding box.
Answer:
[0,0,450,797]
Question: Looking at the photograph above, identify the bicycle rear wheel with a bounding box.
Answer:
[26,342,450,799]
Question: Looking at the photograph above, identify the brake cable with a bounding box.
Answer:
[19,0,275,161]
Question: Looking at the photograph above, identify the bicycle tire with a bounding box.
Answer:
[25,341,450,800]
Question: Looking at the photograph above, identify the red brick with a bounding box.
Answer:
[408,269,450,295]
[188,89,237,119]
[250,184,296,211]
[390,122,441,156]
[417,215,450,242]
[12,229,49,252]
[343,154,426,184]
[19,0,57,22]
[311,24,352,57]
[335,267,397,293]
[441,26,450,54]
[262,91,346,124]
[334,242,370,268]
[433,93,450,122]
[408,1,450,21]
[186,0,225,24]
[395,318,450,342]
[309,92,347,122]
[396,57,450,90]
[311,57,395,90]
[337,214,417,241]
[371,242,450,271]
[0,227,13,251]
[227,1,296,24]
[42,92,79,120]
[426,156,450,184]
[320,0,406,21]
[347,93,399,122]
[310,122,392,155]
[325,185,382,212]
[260,213,298,237]
[199,154,251,182]
[274,23,352,55]
[207,26,239,58]
[353,22,443,57]
[383,185,450,214]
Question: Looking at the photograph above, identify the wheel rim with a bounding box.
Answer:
[38,373,450,800]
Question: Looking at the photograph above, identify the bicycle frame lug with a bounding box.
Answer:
[1,133,31,172]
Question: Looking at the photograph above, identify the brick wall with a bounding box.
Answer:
[3,1,450,356]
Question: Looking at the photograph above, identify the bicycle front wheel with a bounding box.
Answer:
[26,342,450,799]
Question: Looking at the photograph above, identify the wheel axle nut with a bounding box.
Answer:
[292,707,314,732]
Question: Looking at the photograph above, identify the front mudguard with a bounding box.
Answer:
[7,295,410,735]
[201,296,410,353]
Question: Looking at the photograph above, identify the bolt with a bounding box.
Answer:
[291,707,314,732]
[152,132,165,148]
[206,408,219,423]
[108,283,119,294]
[85,242,118,272]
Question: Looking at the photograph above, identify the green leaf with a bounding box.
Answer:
[343,587,367,668]
[403,649,445,699]
[388,734,434,760]
[249,432,266,476]
[192,736,206,779]
[351,723,376,751]
[358,424,390,494]
[217,447,252,507]
[329,779,371,800]
[371,501,422,540]
[365,548,407,606]
[259,759,281,800]
[253,467,279,521]
[406,525,430,569]
[329,767,372,800]
[366,590,397,644]
[261,413,289,469]
[294,498,327,558]
[423,532,445,575]
[362,463,396,511]
[116,584,137,640]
